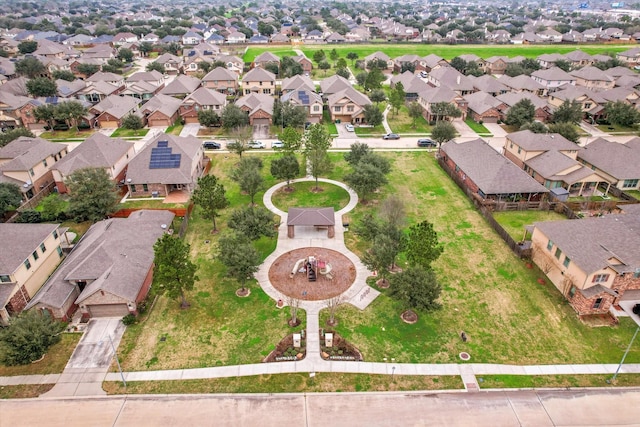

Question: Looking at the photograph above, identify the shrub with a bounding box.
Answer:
[122,314,136,326]
[17,209,42,223]
[0,311,66,365]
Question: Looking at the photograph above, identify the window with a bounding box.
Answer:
[592,274,610,283]
[593,298,603,309]
[517,146,521,154]
[56,246,63,257]
[32,250,39,261]
[24,259,31,270]
[334,106,342,112]
[584,102,592,109]
[43,159,47,167]
[29,168,34,176]
[130,184,136,193]
[547,240,553,251]
[555,247,562,259]
[0,275,11,283]
[622,179,638,189]
[53,230,58,239]
[568,286,576,298]
[563,256,570,268]
[40,243,46,253]
[313,105,320,112]
[143,184,148,192]
[347,105,354,112]
[263,88,271,94]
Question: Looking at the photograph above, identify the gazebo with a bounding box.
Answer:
[287,207,335,238]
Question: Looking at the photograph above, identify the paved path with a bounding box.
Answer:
[452,119,477,138]
[382,104,392,134]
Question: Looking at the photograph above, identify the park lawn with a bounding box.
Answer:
[271,181,351,212]
[477,374,640,389]
[0,333,80,376]
[389,106,432,134]
[104,373,462,395]
[198,127,232,137]
[354,125,385,136]
[110,128,149,138]
[323,151,640,365]
[596,123,638,134]
[465,119,493,136]
[40,129,95,140]
[493,210,567,241]
[244,47,298,62]
[311,68,336,79]
[322,110,338,135]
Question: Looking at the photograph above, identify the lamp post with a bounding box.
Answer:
[108,334,127,391]
[612,325,640,382]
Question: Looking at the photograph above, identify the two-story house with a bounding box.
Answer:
[179,87,228,124]
[578,137,640,192]
[202,67,239,94]
[327,87,372,124]
[241,67,276,96]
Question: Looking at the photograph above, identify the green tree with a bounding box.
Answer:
[0,182,22,217]
[221,104,249,130]
[335,67,350,79]
[430,102,462,122]
[407,101,423,128]
[146,62,165,73]
[312,49,326,64]
[270,155,300,189]
[228,205,277,240]
[369,89,386,104]
[39,193,67,221]
[363,104,383,126]
[231,157,264,205]
[605,100,640,127]
[362,231,399,287]
[548,122,580,143]
[405,220,443,270]
[274,101,307,129]
[258,21,274,36]
[554,59,572,72]
[344,162,388,202]
[355,71,367,87]
[390,266,442,312]
[198,109,221,128]
[153,234,199,308]
[505,98,535,128]
[0,128,34,148]
[346,51,359,65]
[450,57,467,72]
[278,126,303,156]
[318,60,331,76]
[26,77,57,97]
[191,174,229,232]
[17,40,38,54]
[329,48,339,66]
[0,311,66,366]
[388,82,405,116]
[400,62,416,73]
[139,41,153,57]
[226,126,252,159]
[431,121,456,146]
[505,63,526,77]
[364,67,384,91]
[336,57,347,69]
[121,113,144,130]
[117,47,134,63]
[552,100,583,124]
[55,100,88,130]
[304,124,333,190]
[217,232,261,293]
[520,121,548,133]
[51,70,76,81]
[33,104,57,130]
[76,63,100,77]
[67,168,119,222]
[344,142,372,167]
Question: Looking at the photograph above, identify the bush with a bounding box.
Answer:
[122,314,136,326]
[0,311,66,366]
[16,209,42,223]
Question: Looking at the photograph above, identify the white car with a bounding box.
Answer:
[248,141,266,149]
[271,140,284,149]
[345,123,355,132]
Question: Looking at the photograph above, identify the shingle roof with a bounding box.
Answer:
[202,67,238,82]
[579,137,640,180]
[496,91,549,110]
[0,137,65,172]
[469,75,509,94]
[91,94,139,119]
[0,223,60,274]
[281,75,315,92]
[242,67,275,83]
[287,207,335,226]
[160,74,201,96]
[182,87,227,106]
[500,74,545,92]
[441,139,548,195]
[570,66,614,83]
[464,91,504,115]
[236,93,275,116]
[531,67,576,83]
[141,93,182,117]
[319,75,351,95]
[254,51,280,63]
[507,130,577,151]
[52,133,131,177]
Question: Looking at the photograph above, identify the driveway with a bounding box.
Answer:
[179,123,200,137]
[66,318,126,369]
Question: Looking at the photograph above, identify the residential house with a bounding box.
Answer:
[440,138,548,202]
[531,67,576,91]
[304,30,325,44]
[578,138,640,192]
[281,88,323,124]
[123,70,165,101]
[503,130,613,196]
[271,33,290,43]
[327,87,372,124]
[26,210,174,319]
[547,86,605,120]
[154,53,184,75]
[81,44,116,64]
[488,29,512,44]
[281,75,315,94]
[483,56,509,75]
[160,74,202,99]
[112,32,138,46]
[325,32,346,44]
[393,54,422,73]
[226,31,247,44]
[56,79,85,99]
[253,51,280,69]
[570,66,615,92]
[0,90,40,129]
[464,91,507,123]
[421,54,448,73]
[469,75,509,97]
[290,55,313,74]
[427,67,475,96]
[241,67,276,95]
[179,87,227,124]
[364,51,393,71]
[562,30,584,44]
[90,94,141,128]
[86,72,125,89]
[565,50,593,68]
[126,134,205,198]
[0,137,67,201]
[319,75,352,97]
[537,29,563,43]
[77,80,120,104]
[496,92,552,123]
[216,54,243,74]
[530,205,640,316]
[202,67,239,94]
[537,53,566,69]
[236,93,275,126]
[182,31,203,46]
[51,133,133,193]
[417,86,468,122]
[616,47,640,66]
[141,93,183,127]
[500,74,546,96]
[390,71,429,101]
[0,223,65,323]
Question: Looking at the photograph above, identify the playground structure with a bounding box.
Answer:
[290,255,333,281]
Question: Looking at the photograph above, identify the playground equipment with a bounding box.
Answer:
[290,258,307,278]
[289,255,333,281]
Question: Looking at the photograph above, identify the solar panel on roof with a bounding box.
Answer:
[149,141,181,169]
[157,140,168,147]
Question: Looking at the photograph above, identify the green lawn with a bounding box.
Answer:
[493,210,567,241]
[165,123,184,135]
[244,47,298,62]
[271,181,351,212]
[596,123,638,134]
[0,334,80,376]
[477,374,640,389]
[110,128,150,138]
[388,105,432,134]
[626,189,640,200]
[40,129,95,140]
[118,199,187,210]
[354,125,386,136]
[465,119,493,136]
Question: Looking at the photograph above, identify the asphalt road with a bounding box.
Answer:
[3,389,639,426]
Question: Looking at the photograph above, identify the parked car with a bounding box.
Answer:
[203,141,221,149]
[248,140,266,149]
[271,140,284,149]
[345,123,355,132]
[417,138,436,148]
[383,133,400,140]
[420,71,428,78]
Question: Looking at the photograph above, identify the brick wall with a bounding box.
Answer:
[136,265,154,304]
[443,155,480,195]
[128,182,167,198]
[7,285,30,313]
[503,149,525,168]
[569,274,640,316]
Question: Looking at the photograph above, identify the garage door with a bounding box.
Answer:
[482,117,498,123]
[184,117,199,124]
[100,121,119,128]
[149,119,170,127]
[252,118,270,125]
[88,304,130,317]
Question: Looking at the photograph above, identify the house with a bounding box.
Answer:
[421,54,448,73]
[281,88,323,124]
[86,71,125,89]
[0,90,40,129]
[202,67,239,94]
[236,93,275,126]
[427,67,475,96]
[215,54,243,74]
[578,138,640,192]
[463,91,507,123]
[547,86,604,120]
[179,87,228,124]
[154,53,184,75]
[226,31,246,44]
[439,138,548,202]
[570,66,615,92]
[125,134,206,198]
[530,205,640,316]
[241,67,276,95]
[564,50,593,68]
[290,55,313,74]
[503,130,614,197]
[325,32,346,44]
[26,210,175,319]
[253,51,280,69]
[112,32,138,46]
[537,53,566,69]
[90,94,141,128]
[125,71,165,94]
[531,67,576,91]
[616,47,640,66]
[0,137,67,201]
[82,44,116,64]
[390,71,429,101]
[281,75,315,94]
[483,56,508,75]
[327,87,372,124]
[319,75,352,97]
[496,92,552,123]
[500,74,546,96]
[270,33,290,43]
[51,133,134,194]
[0,223,66,324]
[77,80,120,104]
[537,29,563,43]
[469,75,509,97]
[182,31,203,46]
[140,93,183,127]
[364,51,393,71]
[160,74,202,99]
[393,54,422,73]
[417,86,468,122]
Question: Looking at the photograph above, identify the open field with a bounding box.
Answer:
[271,181,351,212]
[493,210,567,241]
[0,333,80,376]
[244,44,637,62]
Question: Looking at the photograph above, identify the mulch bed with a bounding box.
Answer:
[401,310,418,324]
[269,248,356,301]
[320,330,363,361]
[263,332,306,362]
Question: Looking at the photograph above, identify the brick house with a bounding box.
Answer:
[179,87,228,124]
[140,93,182,127]
[463,91,507,123]
[241,67,276,96]
[90,94,141,128]
[327,87,372,124]
[578,137,640,192]
[236,93,275,126]
[202,67,239,94]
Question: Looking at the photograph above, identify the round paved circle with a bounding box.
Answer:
[269,248,356,301]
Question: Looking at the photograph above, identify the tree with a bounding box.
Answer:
[26,77,57,97]
[76,63,100,77]
[33,104,57,130]
[0,311,66,366]
[221,104,249,130]
[67,168,119,222]
[552,100,583,124]
[153,234,199,309]
[605,100,640,127]
[431,121,456,146]
[335,67,350,79]
[329,48,339,66]
[304,124,333,190]
[228,205,277,240]
[554,59,572,72]
[54,101,88,130]
[318,60,331,76]
[274,101,307,129]
[17,40,38,54]
[520,121,548,133]
[379,195,406,230]
[52,70,76,81]
[505,63,526,77]
[363,104,383,127]
[312,49,326,64]
[548,122,580,143]
[346,51,359,65]
[198,109,221,128]
[258,21,274,36]
[362,231,400,287]
[121,113,144,130]
[231,157,264,205]
[191,174,229,232]
[407,101,423,128]
[336,58,347,69]
[390,266,442,312]
[505,98,535,128]
[430,102,462,122]
[369,89,386,104]
[270,155,300,189]
[217,232,261,293]
[405,220,443,270]
[355,72,367,87]
[0,128,34,148]
[401,62,416,73]
[227,126,252,159]
[344,142,372,167]
[364,67,384,91]
[388,82,405,116]
[39,193,67,221]
[264,62,279,76]
[344,162,388,202]
[139,41,153,57]
[146,62,165,73]
[280,56,303,78]
[117,47,134,63]
[0,182,22,217]
[325,295,344,326]
[450,57,467,72]
[278,126,303,156]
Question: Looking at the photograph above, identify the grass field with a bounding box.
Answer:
[477,374,640,389]
[40,129,95,140]
[0,333,80,376]
[271,181,351,212]
[465,119,493,136]
[244,44,636,63]
[117,199,187,210]
[493,210,567,241]
[596,123,638,134]
[0,384,55,399]
[110,128,149,138]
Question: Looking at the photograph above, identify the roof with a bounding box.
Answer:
[254,51,280,63]
[464,91,504,115]
[27,210,174,310]
[0,137,65,172]
[531,67,576,83]
[160,75,201,96]
[202,67,237,82]
[496,91,549,110]
[319,75,352,95]
[418,86,459,104]
[0,223,59,274]
[91,94,139,119]
[579,138,640,180]
[526,150,583,179]
[570,66,614,83]
[507,130,577,152]
[469,75,509,94]
[281,88,323,106]
[52,133,131,177]
[429,67,475,92]
[327,87,372,109]
[236,93,275,116]
[182,87,227,106]
[441,139,548,195]
[281,74,315,92]
[500,74,545,92]
[141,93,182,117]
[287,207,335,226]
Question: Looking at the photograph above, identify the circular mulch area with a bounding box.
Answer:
[269,248,356,301]
[401,310,418,324]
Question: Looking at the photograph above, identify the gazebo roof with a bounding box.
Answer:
[287,207,335,226]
